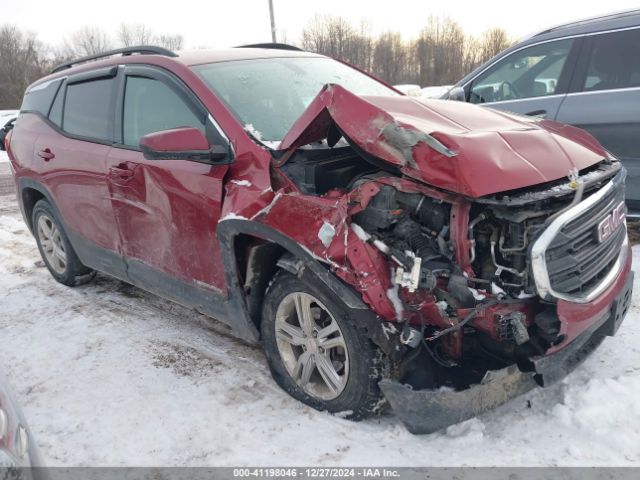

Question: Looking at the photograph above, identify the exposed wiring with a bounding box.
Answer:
[425,299,500,341]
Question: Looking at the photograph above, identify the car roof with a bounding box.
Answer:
[528,8,640,41]
[176,47,323,66]
[30,47,324,90]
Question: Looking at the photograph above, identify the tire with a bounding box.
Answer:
[261,271,388,420]
[32,199,95,287]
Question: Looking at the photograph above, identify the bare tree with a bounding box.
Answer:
[0,20,517,111]
[301,15,373,71]
[117,23,183,50]
[414,17,468,86]
[65,26,111,57]
[117,23,154,47]
[480,27,512,61]
[462,35,483,75]
[155,34,184,51]
[0,25,50,108]
[373,32,409,84]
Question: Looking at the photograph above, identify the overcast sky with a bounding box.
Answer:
[4,0,640,49]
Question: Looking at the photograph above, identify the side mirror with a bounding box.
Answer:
[139,127,228,162]
[445,86,466,102]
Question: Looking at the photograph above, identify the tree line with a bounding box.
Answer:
[0,23,184,109]
[0,16,512,109]
[301,15,512,86]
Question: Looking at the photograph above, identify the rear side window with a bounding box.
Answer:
[63,79,114,141]
[21,79,62,116]
[583,29,640,92]
[122,76,205,147]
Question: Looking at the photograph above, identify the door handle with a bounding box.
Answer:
[37,148,55,161]
[109,166,134,179]
[525,109,547,118]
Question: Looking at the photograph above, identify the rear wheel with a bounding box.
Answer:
[261,271,388,420]
[32,200,95,286]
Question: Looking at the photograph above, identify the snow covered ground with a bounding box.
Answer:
[0,189,639,466]
[0,110,18,120]
[0,110,18,164]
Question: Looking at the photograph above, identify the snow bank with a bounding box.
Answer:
[0,110,18,120]
[0,191,639,466]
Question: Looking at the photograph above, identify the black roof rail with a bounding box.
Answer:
[235,43,303,51]
[51,45,178,74]
[533,8,640,36]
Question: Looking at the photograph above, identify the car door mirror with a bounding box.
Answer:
[139,127,228,162]
[445,86,466,102]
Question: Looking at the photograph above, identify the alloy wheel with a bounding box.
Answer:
[36,214,67,274]
[274,292,349,400]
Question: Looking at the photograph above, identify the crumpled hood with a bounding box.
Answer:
[277,84,608,198]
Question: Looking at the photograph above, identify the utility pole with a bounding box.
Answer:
[268,0,277,43]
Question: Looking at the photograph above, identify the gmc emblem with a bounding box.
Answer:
[597,201,626,243]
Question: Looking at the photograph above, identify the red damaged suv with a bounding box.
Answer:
[6,44,633,433]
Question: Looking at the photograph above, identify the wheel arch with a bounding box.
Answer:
[217,218,371,344]
[17,178,59,234]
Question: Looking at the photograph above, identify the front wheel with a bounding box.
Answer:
[261,271,388,420]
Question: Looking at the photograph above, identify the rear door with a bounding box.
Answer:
[466,37,580,120]
[32,69,126,277]
[555,28,640,212]
[107,65,230,296]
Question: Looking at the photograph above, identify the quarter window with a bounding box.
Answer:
[63,79,114,141]
[583,29,640,92]
[469,39,573,104]
[123,76,205,147]
[21,79,62,116]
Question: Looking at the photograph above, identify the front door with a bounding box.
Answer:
[107,67,230,301]
[466,37,580,120]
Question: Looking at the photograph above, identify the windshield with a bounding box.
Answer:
[193,57,397,143]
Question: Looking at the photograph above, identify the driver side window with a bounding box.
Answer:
[469,39,573,104]
[123,76,205,147]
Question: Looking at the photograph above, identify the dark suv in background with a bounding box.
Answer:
[448,9,640,215]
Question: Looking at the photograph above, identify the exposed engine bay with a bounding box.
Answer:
[267,84,631,432]
[352,160,625,391]
[280,146,624,392]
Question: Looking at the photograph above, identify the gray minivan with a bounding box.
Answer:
[448,9,640,216]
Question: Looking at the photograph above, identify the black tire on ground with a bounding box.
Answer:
[261,270,389,420]
[32,199,96,287]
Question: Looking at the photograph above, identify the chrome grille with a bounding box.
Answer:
[530,169,629,303]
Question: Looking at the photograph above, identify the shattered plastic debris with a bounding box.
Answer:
[318,221,336,248]
[469,287,487,301]
[386,270,404,321]
[517,290,537,299]
[230,179,252,187]
[350,223,371,242]
[491,282,507,297]
[436,300,449,316]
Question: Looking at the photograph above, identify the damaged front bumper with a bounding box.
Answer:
[380,272,634,434]
[380,365,537,435]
